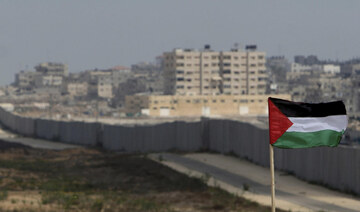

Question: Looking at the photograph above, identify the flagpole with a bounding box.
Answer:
[269,144,276,212]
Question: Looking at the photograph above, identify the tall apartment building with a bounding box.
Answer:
[163,45,267,96]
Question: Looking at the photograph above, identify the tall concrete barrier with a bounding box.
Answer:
[0,107,360,195]
[58,121,101,146]
[15,116,35,137]
[102,121,202,152]
[35,119,60,141]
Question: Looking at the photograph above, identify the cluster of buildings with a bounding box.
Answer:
[15,63,68,89]
[13,62,162,103]
[268,55,360,117]
[8,45,360,119]
[126,45,289,117]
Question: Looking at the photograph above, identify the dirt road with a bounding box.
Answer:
[151,153,360,212]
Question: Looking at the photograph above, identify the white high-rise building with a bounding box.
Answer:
[163,45,268,96]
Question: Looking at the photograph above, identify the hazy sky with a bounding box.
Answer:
[1,0,360,85]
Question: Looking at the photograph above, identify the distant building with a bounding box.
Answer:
[35,62,68,77]
[287,63,333,80]
[125,94,290,117]
[66,82,88,97]
[98,76,113,98]
[163,45,268,96]
[85,70,113,99]
[294,55,319,65]
[290,63,312,73]
[35,75,63,87]
[341,63,360,76]
[14,71,40,88]
[323,64,340,74]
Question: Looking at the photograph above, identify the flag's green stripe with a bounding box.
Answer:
[273,130,344,149]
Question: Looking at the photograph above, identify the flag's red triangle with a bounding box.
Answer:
[268,98,293,144]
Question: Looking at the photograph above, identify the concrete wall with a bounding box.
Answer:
[102,121,202,152]
[0,107,359,195]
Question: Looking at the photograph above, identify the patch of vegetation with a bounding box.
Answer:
[0,190,8,201]
[42,192,81,209]
[0,146,285,211]
[0,159,62,173]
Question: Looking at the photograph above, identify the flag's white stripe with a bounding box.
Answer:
[287,115,347,133]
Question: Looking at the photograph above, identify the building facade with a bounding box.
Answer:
[14,71,40,88]
[35,62,69,77]
[66,82,88,97]
[163,45,267,96]
[125,94,290,117]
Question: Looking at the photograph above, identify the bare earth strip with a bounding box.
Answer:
[150,153,360,212]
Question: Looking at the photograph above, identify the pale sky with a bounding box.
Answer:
[1,0,360,85]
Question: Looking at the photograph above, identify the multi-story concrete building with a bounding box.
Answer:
[66,82,88,97]
[163,45,267,96]
[323,64,340,74]
[290,63,313,73]
[14,71,40,88]
[34,75,63,87]
[84,70,113,99]
[35,62,69,77]
[341,63,360,76]
[97,76,113,99]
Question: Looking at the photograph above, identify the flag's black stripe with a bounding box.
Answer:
[269,97,346,117]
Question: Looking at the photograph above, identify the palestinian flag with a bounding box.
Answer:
[268,97,347,149]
